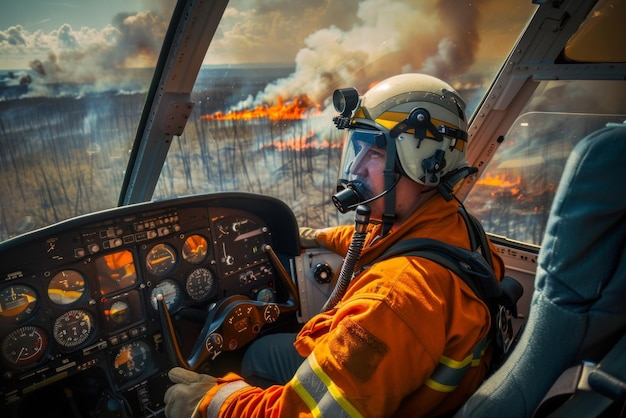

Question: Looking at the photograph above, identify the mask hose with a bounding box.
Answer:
[321,205,371,311]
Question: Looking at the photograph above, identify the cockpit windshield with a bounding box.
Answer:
[0,0,176,241]
[1,1,538,243]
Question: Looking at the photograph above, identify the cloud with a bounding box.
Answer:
[0,25,28,46]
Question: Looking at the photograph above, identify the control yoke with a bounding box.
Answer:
[157,245,299,371]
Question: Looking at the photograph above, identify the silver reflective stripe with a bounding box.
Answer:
[426,337,489,393]
[291,354,364,418]
[205,380,250,417]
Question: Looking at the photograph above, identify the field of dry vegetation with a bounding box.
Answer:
[0,79,348,241]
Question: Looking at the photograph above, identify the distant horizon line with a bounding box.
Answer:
[0,62,297,73]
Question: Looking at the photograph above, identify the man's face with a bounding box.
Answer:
[349,140,388,218]
[347,137,432,224]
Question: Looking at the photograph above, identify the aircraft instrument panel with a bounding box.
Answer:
[0,193,300,414]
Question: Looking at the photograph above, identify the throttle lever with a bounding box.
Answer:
[264,244,300,312]
[157,294,207,371]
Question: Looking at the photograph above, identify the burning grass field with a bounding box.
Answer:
[154,92,348,229]
[0,72,348,241]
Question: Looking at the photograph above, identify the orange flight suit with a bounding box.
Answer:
[198,193,504,417]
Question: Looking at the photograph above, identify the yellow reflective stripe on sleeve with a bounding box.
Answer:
[291,378,324,418]
[471,336,489,367]
[308,355,364,417]
[291,354,364,418]
[425,336,489,393]
[425,354,473,393]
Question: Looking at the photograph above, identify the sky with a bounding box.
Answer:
[0,0,150,34]
[0,0,536,104]
[0,0,176,70]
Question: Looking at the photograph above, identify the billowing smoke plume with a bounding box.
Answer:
[234,0,484,109]
[0,0,176,95]
[27,12,168,92]
[2,0,485,100]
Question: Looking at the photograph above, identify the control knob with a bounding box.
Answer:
[313,263,333,284]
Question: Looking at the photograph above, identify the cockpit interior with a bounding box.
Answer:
[1,0,625,417]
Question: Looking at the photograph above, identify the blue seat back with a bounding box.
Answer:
[455,123,626,417]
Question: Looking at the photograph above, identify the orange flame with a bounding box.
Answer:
[201,95,322,121]
[477,173,522,196]
[477,173,522,188]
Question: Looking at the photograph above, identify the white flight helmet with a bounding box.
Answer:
[334,73,469,188]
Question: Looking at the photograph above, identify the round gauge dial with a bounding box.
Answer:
[113,340,151,381]
[107,300,130,326]
[256,287,275,303]
[48,270,86,305]
[150,279,182,311]
[186,268,216,301]
[53,309,94,348]
[263,304,280,323]
[182,235,209,265]
[2,326,48,367]
[145,243,177,277]
[0,284,38,322]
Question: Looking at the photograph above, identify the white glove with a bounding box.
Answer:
[164,367,217,418]
[299,226,320,248]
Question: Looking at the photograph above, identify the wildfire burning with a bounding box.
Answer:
[477,173,522,195]
[477,173,521,188]
[200,95,341,152]
[201,95,322,121]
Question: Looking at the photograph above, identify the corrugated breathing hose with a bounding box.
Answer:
[321,205,370,311]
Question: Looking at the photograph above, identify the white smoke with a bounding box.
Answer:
[1,0,487,100]
[232,0,485,109]
[27,11,168,89]
[0,1,176,95]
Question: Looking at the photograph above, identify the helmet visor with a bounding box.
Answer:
[337,129,386,198]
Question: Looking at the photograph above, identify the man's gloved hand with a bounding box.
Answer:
[299,226,320,248]
[164,367,217,418]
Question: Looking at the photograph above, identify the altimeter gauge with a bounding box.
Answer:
[53,309,94,348]
[186,268,216,301]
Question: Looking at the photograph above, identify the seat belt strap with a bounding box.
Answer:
[537,331,626,418]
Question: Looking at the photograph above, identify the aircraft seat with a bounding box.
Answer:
[455,123,626,417]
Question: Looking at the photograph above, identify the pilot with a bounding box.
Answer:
[164,73,505,418]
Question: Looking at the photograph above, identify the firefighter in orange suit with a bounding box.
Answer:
[164,73,505,417]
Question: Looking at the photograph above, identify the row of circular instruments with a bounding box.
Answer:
[146,234,216,311]
[2,309,93,367]
[2,323,152,382]
[0,234,211,320]
[0,272,86,321]
[0,234,215,370]
[146,233,209,276]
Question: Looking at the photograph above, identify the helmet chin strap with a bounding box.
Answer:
[381,132,398,237]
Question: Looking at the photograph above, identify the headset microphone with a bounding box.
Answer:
[332,176,401,213]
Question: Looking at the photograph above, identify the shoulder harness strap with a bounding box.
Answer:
[367,212,524,373]
[375,237,502,307]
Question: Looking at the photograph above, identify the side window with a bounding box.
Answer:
[465,112,624,246]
